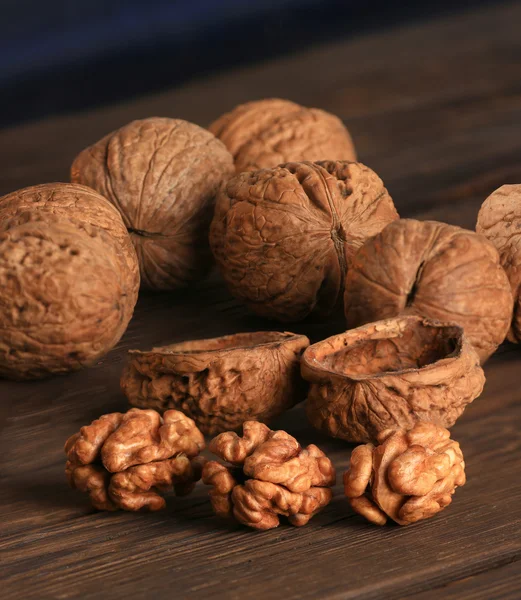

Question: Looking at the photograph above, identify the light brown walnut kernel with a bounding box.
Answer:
[344,422,466,526]
[121,331,309,435]
[64,408,205,511]
[344,219,513,363]
[301,316,485,444]
[202,421,335,530]
[71,117,234,290]
[210,160,398,321]
[209,99,356,172]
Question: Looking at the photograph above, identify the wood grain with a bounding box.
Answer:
[1,2,521,599]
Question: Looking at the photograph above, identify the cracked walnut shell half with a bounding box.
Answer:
[65,408,205,511]
[344,219,513,363]
[202,421,336,530]
[121,331,309,436]
[210,160,399,321]
[477,184,521,343]
[209,98,356,172]
[301,316,485,444]
[344,422,466,525]
[71,117,235,290]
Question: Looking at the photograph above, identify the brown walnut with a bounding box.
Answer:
[121,331,309,436]
[476,184,521,342]
[71,117,235,290]
[202,421,336,530]
[344,422,466,525]
[65,408,205,511]
[301,316,485,444]
[209,99,356,172]
[210,160,398,321]
[344,219,513,363]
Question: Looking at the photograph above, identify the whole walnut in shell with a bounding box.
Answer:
[210,160,399,321]
[71,117,235,290]
[476,184,521,342]
[0,215,137,380]
[121,331,309,435]
[344,422,466,525]
[65,408,205,511]
[202,421,336,530]
[344,219,513,363]
[209,98,356,172]
[301,316,484,444]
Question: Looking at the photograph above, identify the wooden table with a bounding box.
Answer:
[2,3,521,598]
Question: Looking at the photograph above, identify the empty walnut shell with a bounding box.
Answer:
[210,160,398,321]
[121,331,309,436]
[209,98,356,172]
[202,421,336,530]
[65,408,205,511]
[476,184,521,343]
[344,422,466,525]
[71,117,235,290]
[301,316,485,444]
[344,219,513,363]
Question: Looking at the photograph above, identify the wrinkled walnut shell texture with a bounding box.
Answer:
[65,408,205,511]
[71,117,235,290]
[210,160,399,321]
[203,421,335,530]
[476,185,521,342]
[209,98,357,172]
[344,422,466,525]
[344,219,513,363]
[121,331,309,436]
[302,317,485,444]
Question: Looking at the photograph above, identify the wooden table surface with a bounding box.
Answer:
[2,3,521,599]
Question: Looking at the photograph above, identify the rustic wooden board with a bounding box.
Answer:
[1,2,521,598]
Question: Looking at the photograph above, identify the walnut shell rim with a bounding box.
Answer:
[301,316,485,443]
[121,331,310,436]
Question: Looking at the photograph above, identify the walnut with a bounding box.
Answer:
[301,316,485,443]
[202,421,336,529]
[344,219,513,363]
[209,99,356,172]
[65,408,205,511]
[210,160,398,321]
[71,117,235,290]
[344,422,466,525]
[120,331,309,436]
[476,184,521,342]
[0,214,137,380]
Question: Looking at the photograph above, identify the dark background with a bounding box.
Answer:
[1,0,491,128]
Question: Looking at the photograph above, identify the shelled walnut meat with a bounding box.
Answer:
[121,331,309,436]
[302,316,485,444]
[0,183,139,380]
[71,117,235,290]
[344,219,513,363]
[344,422,466,525]
[209,98,357,172]
[477,184,521,342]
[65,408,205,511]
[202,421,336,530]
[210,160,399,321]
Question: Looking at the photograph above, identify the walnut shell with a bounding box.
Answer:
[202,421,336,530]
[209,99,356,172]
[71,117,235,290]
[344,219,513,363]
[476,184,521,342]
[65,408,205,511]
[121,331,309,436]
[210,160,399,321]
[344,422,466,525]
[301,316,485,443]
[0,218,137,380]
